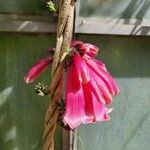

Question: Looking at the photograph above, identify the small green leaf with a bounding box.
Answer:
[47,1,58,13]
[66,47,71,54]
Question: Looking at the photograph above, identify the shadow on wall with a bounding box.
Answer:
[115,0,150,35]
[0,87,18,149]
[130,26,150,35]
[0,33,62,150]
[0,87,37,150]
[117,0,150,21]
[80,0,150,35]
[0,63,45,150]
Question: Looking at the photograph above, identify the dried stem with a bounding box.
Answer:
[43,0,75,150]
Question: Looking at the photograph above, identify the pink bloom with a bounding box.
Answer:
[64,54,119,129]
[24,40,120,130]
[64,61,86,129]
[71,40,83,47]
[24,57,53,83]
[64,42,120,129]
[72,41,99,58]
[73,54,90,84]
[79,43,99,58]
[86,59,120,96]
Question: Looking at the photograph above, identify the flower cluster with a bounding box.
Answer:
[24,41,120,129]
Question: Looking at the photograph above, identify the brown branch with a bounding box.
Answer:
[42,0,75,150]
[43,103,59,150]
[51,35,63,76]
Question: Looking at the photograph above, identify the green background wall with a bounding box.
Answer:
[76,35,150,150]
[0,33,150,150]
[0,0,48,14]
[0,0,61,148]
[0,33,62,150]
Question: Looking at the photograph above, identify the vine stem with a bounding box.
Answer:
[42,0,75,150]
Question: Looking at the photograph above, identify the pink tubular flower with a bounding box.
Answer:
[71,40,83,47]
[24,57,53,84]
[64,54,113,129]
[79,43,99,58]
[64,62,86,128]
[24,41,120,130]
[64,41,120,129]
[71,41,99,58]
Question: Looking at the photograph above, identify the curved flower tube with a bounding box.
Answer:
[24,41,120,130]
[71,41,99,58]
[24,57,53,84]
[86,59,120,96]
[64,53,114,129]
[79,43,99,58]
[64,41,120,129]
[64,62,86,129]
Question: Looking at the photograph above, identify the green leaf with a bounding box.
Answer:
[66,47,71,54]
[47,1,58,13]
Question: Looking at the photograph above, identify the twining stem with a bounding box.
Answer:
[43,0,75,150]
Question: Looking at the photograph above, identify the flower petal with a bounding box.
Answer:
[71,40,83,47]
[80,43,99,58]
[88,66,112,105]
[24,57,53,84]
[82,82,111,123]
[94,59,107,71]
[73,54,90,84]
[64,63,85,129]
[86,59,120,96]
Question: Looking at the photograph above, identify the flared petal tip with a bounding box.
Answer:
[64,108,113,129]
[24,76,32,84]
[112,84,120,96]
[104,108,113,120]
[116,88,120,95]
[24,57,53,84]
[63,117,81,129]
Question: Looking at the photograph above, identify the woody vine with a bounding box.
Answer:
[24,0,120,150]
